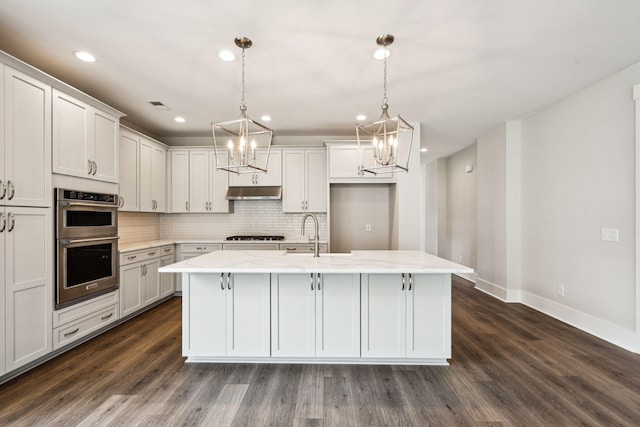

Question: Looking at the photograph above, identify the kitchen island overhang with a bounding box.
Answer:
[160,250,473,365]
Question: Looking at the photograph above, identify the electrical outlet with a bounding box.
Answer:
[365,224,372,232]
[557,285,565,297]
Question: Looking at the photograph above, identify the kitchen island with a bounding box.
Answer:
[159,250,472,365]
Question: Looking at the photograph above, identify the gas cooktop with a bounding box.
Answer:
[225,235,285,241]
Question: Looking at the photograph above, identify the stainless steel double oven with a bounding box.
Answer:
[55,188,119,309]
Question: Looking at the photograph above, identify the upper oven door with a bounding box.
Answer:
[57,202,118,239]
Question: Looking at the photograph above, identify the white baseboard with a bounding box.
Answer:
[475,277,521,302]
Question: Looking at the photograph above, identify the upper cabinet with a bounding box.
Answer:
[119,126,167,213]
[169,149,230,213]
[228,150,282,187]
[325,141,395,183]
[1,65,51,207]
[52,89,119,183]
[282,148,326,213]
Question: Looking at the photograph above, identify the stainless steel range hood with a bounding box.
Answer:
[225,186,282,200]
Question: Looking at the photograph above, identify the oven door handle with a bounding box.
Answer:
[60,236,120,245]
[58,201,117,208]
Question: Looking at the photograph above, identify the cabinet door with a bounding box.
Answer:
[183,274,226,357]
[271,273,316,357]
[406,274,451,359]
[188,151,210,213]
[120,263,143,317]
[282,150,305,212]
[92,110,118,183]
[305,150,327,212]
[4,207,52,372]
[152,145,167,212]
[0,211,5,375]
[209,151,230,213]
[329,146,359,178]
[361,274,406,358]
[139,140,154,212]
[52,89,90,178]
[142,259,160,305]
[170,150,189,213]
[226,273,270,357]
[316,274,360,357]
[159,255,175,298]
[4,67,51,207]
[228,150,281,186]
[119,131,139,211]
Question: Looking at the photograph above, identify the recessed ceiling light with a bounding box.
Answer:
[356,114,367,121]
[174,116,186,123]
[373,47,391,60]
[218,50,236,61]
[420,148,428,153]
[261,115,272,122]
[73,50,96,63]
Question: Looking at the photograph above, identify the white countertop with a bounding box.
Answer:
[118,239,327,253]
[158,250,473,274]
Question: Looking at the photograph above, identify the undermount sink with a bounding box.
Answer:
[285,252,353,257]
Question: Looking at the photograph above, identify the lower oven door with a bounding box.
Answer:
[57,236,119,309]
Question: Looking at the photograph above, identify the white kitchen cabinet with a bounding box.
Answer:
[1,207,52,373]
[175,243,222,292]
[282,149,326,213]
[169,150,189,213]
[159,254,175,298]
[139,138,167,212]
[280,243,328,254]
[118,130,139,211]
[326,143,394,182]
[1,66,51,208]
[361,273,450,359]
[228,150,282,187]
[183,273,270,358]
[271,273,360,358]
[119,245,173,318]
[52,89,119,183]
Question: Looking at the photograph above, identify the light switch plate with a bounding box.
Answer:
[601,228,619,242]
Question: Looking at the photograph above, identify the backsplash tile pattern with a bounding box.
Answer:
[119,201,327,243]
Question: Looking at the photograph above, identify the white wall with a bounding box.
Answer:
[475,61,640,352]
[443,144,477,270]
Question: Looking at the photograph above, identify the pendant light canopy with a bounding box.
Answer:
[212,37,273,174]
[357,34,413,175]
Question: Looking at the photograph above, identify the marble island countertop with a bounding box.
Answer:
[159,250,473,274]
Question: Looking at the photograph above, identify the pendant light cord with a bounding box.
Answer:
[240,47,247,111]
[382,46,388,107]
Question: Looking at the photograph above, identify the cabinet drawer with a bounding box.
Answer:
[280,243,328,253]
[159,245,175,256]
[179,243,222,253]
[53,290,119,328]
[53,304,119,350]
[120,246,166,265]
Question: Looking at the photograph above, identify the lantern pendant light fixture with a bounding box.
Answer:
[357,34,414,175]
[212,37,273,174]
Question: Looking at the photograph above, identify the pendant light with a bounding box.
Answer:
[212,37,273,174]
[357,34,414,175]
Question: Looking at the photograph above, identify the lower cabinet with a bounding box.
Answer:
[175,243,222,292]
[119,245,174,318]
[159,254,175,298]
[271,273,360,358]
[361,273,451,360]
[183,273,270,358]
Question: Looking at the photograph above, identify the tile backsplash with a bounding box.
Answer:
[119,200,327,243]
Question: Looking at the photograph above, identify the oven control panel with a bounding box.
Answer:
[58,189,117,205]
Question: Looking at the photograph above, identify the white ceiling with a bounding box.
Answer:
[2,0,640,160]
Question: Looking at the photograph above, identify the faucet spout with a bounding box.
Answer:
[301,213,320,257]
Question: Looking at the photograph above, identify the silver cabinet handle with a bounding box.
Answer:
[409,273,413,291]
[0,213,5,232]
[220,273,225,290]
[0,180,5,199]
[93,161,98,175]
[286,247,297,251]
[310,273,314,291]
[164,248,171,252]
[101,313,114,321]
[88,159,93,175]
[317,273,321,290]
[227,272,231,290]
[148,251,157,256]
[127,255,137,260]
[196,247,206,250]
[402,273,405,291]
[119,196,124,208]
[7,181,14,200]
[7,213,15,232]
[64,328,80,337]
[186,201,189,211]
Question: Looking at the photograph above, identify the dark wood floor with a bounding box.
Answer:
[1,277,640,426]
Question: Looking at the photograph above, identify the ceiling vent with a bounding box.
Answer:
[148,101,170,110]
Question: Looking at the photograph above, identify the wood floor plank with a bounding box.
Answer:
[2,281,640,426]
